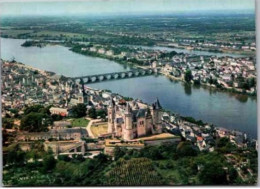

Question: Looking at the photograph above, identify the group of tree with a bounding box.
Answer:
[88,107,107,119]
[20,105,52,132]
[70,103,87,118]
[184,69,193,83]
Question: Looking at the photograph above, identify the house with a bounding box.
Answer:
[106,50,114,56]
[151,61,158,68]
[216,127,230,138]
[50,107,69,117]
[98,48,106,54]
[90,47,97,52]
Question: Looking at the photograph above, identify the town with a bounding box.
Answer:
[70,42,257,95]
[2,60,257,185]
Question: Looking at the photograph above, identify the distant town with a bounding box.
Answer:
[70,42,256,95]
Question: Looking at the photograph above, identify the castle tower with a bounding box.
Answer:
[145,107,153,135]
[107,98,115,134]
[123,103,133,140]
[151,98,163,133]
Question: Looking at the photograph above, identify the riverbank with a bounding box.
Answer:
[68,44,256,97]
[161,71,257,97]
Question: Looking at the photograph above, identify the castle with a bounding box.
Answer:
[107,98,163,140]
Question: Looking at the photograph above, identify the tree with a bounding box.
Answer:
[229,167,238,183]
[51,114,63,121]
[2,118,14,129]
[5,144,26,165]
[71,103,87,118]
[42,155,56,173]
[88,107,97,119]
[177,141,198,157]
[208,76,213,85]
[198,161,228,185]
[24,105,45,115]
[114,146,127,160]
[20,112,48,132]
[96,109,107,119]
[184,69,193,83]
[216,137,229,148]
[247,77,256,88]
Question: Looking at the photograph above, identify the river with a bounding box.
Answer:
[0,38,129,77]
[126,45,247,58]
[0,37,257,138]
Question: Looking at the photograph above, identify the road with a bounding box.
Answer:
[86,118,102,138]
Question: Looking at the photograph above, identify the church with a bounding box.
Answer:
[107,98,163,140]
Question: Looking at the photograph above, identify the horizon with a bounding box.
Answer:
[0,0,255,17]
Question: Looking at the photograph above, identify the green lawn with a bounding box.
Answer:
[71,118,90,127]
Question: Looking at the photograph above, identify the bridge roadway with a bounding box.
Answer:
[71,68,157,84]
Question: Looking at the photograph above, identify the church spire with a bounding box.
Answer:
[109,97,115,107]
[80,78,86,96]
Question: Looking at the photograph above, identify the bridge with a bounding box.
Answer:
[71,68,157,84]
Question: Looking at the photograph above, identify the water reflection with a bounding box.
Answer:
[235,95,248,103]
[184,83,192,95]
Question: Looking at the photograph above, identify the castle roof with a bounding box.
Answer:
[125,102,132,113]
[152,97,162,110]
[135,109,146,118]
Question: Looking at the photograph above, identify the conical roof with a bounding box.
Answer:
[153,97,162,109]
[125,102,132,113]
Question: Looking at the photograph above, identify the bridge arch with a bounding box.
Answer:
[83,77,90,83]
[134,71,140,76]
[105,74,112,80]
[127,72,133,77]
[90,76,97,82]
[120,73,126,78]
[98,75,104,81]
[147,69,153,74]
[140,70,146,75]
[113,73,119,79]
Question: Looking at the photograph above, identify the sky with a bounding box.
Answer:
[0,0,255,16]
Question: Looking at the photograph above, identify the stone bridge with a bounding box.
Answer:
[71,68,157,84]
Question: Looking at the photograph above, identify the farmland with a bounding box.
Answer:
[105,158,163,186]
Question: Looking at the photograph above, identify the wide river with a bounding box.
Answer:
[0,38,257,138]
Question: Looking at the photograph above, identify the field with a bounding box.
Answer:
[1,29,34,38]
[70,118,90,127]
[91,123,108,137]
[105,158,163,185]
[33,30,89,38]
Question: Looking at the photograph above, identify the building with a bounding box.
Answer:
[50,107,68,117]
[107,98,163,140]
[78,79,89,105]
[16,127,87,141]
